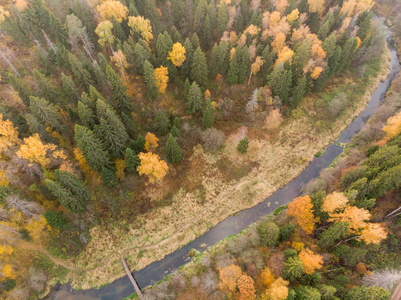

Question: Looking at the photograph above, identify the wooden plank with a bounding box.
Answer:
[121,256,144,300]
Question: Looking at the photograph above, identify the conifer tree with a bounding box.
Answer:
[111,16,126,42]
[89,85,105,103]
[45,179,86,213]
[318,20,330,41]
[78,101,96,128]
[61,73,79,104]
[155,110,170,136]
[217,2,229,38]
[55,170,90,203]
[209,43,220,79]
[194,0,208,42]
[81,92,96,112]
[190,46,208,87]
[227,49,240,85]
[184,78,191,102]
[322,33,337,60]
[75,124,110,171]
[278,69,292,103]
[96,99,129,156]
[202,100,215,129]
[182,38,194,78]
[219,41,230,76]
[202,14,212,50]
[133,39,150,74]
[291,41,310,83]
[7,73,32,105]
[101,167,118,187]
[125,147,140,173]
[121,112,137,138]
[238,45,250,84]
[68,53,93,90]
[29,96,65,133]
[237,137,249,154]
[267,63,285,97]
[171,125,180,137]
[191,33,200,52]
[32,69,59,102]
[172,0,187,30]
[131,134,146,154]
[173,116,181,128]
[167,133,182,163]
[292,75,307,107]
[106,65,132,114]
[143,60,158,100]
[339,38,358,71]
[156,32,173,66]
[357,11,372,41]
[188,82,203,113]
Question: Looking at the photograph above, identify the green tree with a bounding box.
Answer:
[106,65,133,114]
[132,39,150,74]
[317,284,337,300]
[202,100,215,129]
[143,60,158,100]
[68,52,93,90]
[155,110,170,136]
[284,257,304,280]
[226,49,240,85]
[171,125,180,137]
[257,220,279,247]
[318,222,349,249]
[237,137,249,154]
[45,179,86,213]
[61,73,79,104]
[173,116,181,128]
[322,33,337,60]
[191,46,208,87]
[194,0,208,43]
[78,101,96,128]
[218,41,230,76]
[318,21,331,41]
[346,286,391,300]
[167,133,182,163]
[32,69,59,102]
[357,11,373,42]
[291,41,310,83]
[101,167,118,187]
[181,38,194,78]
[75,124,110,171]
[6,73,32,105]
[44,211,67,229]
[29,96,65,133]
[171,0,187,30]
[238,45,250,84]
[111,15,126,42]
[184,78,191,102]
[292,75,308,107]
[295,286,322,300]
[121,112,137,139]
[209,43,220,79]
[125,147,140,173]
[156,31,173,66]
[131,134,146,154]
[55,170,90,203]
[217,2,228,37]
[188,82,203,113]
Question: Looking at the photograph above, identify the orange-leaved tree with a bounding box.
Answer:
[137,152,168,184]
[321,192,348,214]
[287,196,319,234]
[358,223,388,245]
[219,264,243,293]
[299,248,324,274]
[144,132,159,152]
[237,274,256,300]
[328,205,371,232]
[168,42,186,67]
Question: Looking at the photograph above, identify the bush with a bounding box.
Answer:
[284,249,298,259]
[326,93,348,118]
[44,211,67,229]
[273,205,287,216]
[279,224,295,242]
[201,128,225,151]
[0,279,16,291]
[237,137,249,154]
[257,220,279,247]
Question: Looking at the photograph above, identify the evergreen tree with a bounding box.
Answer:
[155,110,170,136]
[45,179,86,213]
[226,49,240,85]
[144,0,159,29]
[172,0,187,30]
[278,69,292,104]
[357,11,373,42]
[131,134,146,154]
[291,41,310,84]
[171,26,183,43]
[194,0,208,43]
[267,63,285,97]
[81,91,95,111]
[284,256,304,281]
[209,43,220,79]
[182,38,194,78]
[98,52,109,72]
[75,124,110,171]
[143,60,158,100]
[237,137,249,154]
[329,46,342,76]
[55,170,90,203]
[125,147,140,173]
[166,133,182,163]
[202,100,215,129]
[78,101,96,128]
[34,46,55,75]
[26,113,49,140]
[101,167,118,187]
[68,53,93,90]
[339,38,358,71]
[96,99,129,156]
[184,78,191,102]
[217,3,228,38]
[156,32,173,66]
[171,125,180,137]
[61,73,79,104]
[190,46,208,87]
[29,96,65,133]
[317,20,331,41]
[238,45,250,84]
[32,69,59,102]
[173,116,181,128]
[89,85,105,103]
[188,82,203,113]
[202,14,212,50]
[218,41,230,76]
[121,112,137,138]
[129,1,139,16]
[191,33,200,51]
[106,65,133,114]
[292,75,307,107]
[322,33,337,60]
[111,16,126,42]
[7,73,32,105]
[262,44,276,75]
[133,39,150,75]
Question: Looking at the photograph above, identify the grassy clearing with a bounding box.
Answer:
[53,44,391,290]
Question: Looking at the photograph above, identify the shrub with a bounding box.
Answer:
[273,205,287,216]
[279,224,295,242]
[257,220,279,247]
[237,137,249,154]
[44,211,67,229]
[201,128,225,151]
[326,93,348,118]
[366,145,379,157]
[28,267,47,292]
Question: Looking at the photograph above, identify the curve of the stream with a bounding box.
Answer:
[45,18,400,300]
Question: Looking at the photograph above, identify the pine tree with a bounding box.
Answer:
[202,100,215,129]
[68,52,93,90]
[55,170,90,203]
[188,82,203,113]
[29,96,65,133]
[237,137,249,153]
[75,124,110,171]
[78,101,96,128]
[45,179,86,213]
[61,73,79,104]
[106,65,132,114]
[190,46,208,87]
[96,99,129,156]
[166,133,182,163]
[125,147,140,173]
[101,167,118,187]
[143,60,158,100]
[171,125,180,137]
[292,75,307,107]
[155,110,170,136]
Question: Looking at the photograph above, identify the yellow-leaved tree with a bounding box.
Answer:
[115,159,126,182]
[110,49,130,83]
[266,277,289,300]
[382,111,401,141]
[358,223,388,245]
[286,9,299,23]
[144,132,159,152]
[0,113,20,154]
[168,42,186,67]
[287,196,319,234]
[155,66,169,94]
[95,20,114,51]
[137,152,168,184]
[128,16,153,43]
[299,248,324,274]
[329,205,371,232]
[96,0,128,22]
[321,192,348,214]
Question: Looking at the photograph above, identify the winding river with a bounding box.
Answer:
[45,17,400,300]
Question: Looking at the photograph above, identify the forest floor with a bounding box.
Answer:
[41,41,393,291]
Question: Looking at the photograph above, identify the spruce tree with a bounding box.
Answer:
[217,3,228,38]
[156,32,173,66]
[278,69,292,104]
[75,124,110,171]
[291,41,310,84]
[68,52,93,90]
[81,92,95,111]
[191,33,200,52]
[167,133,182,163]
[133,40,150,75]
[190,46,208,87]
[89,85,105,103]
[202,14,212,50]
[55,170,90,203]
[188,82,203,113]
[182,38,194,78]
[238,45,250,84]
[292,75,307,107]
[218,41,230,76]
[96,99,129,156]
[318,20,331,41]
[237,137,249,154]
[226,49,240,85]
[184,78,191,102]
[209,43,220,79]
[357,11,373,41]
[101,167,118,187]
[106,65,133,114]
[61,73,79,104]
[29,96,65,133]
[267,63,285,97]
[173,116,181,128]
[143,60,158,100]
[121,112,137,138]
[194,0,208,42]
[202,100,215,129]
[171,125,180,137]
[155,110,170,136]
[78,101,96,128]
[339,38,358,71]
[111,16,126,42]
[32,69,59,102]
[45,179,86,213]
[322,33,337,60]
[131,134,146,154]
[125,147,140,173]
[7,73,32,105]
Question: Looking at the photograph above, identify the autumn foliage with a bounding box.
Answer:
[299,248,324,274]
[137,152,168,184]
[287,196,318,234]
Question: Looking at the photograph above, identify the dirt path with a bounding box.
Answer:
[392,282,401,300]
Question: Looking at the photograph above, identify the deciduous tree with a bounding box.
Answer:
[299,248,324,274]
[287,196,318,234]
[137,152,168,184]
[155,66,169,94]
[168,42,186,67]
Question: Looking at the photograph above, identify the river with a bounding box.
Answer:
[45,18,400,300]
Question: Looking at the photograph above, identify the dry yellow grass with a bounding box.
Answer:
[54,49,391,290]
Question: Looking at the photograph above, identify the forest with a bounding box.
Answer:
[0,0,398,299]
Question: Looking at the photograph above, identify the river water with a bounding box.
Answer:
[45,20,400,300]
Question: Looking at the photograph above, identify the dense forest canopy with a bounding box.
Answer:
[0,0,397,298]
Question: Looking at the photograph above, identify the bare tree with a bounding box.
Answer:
[362,268,401,291]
